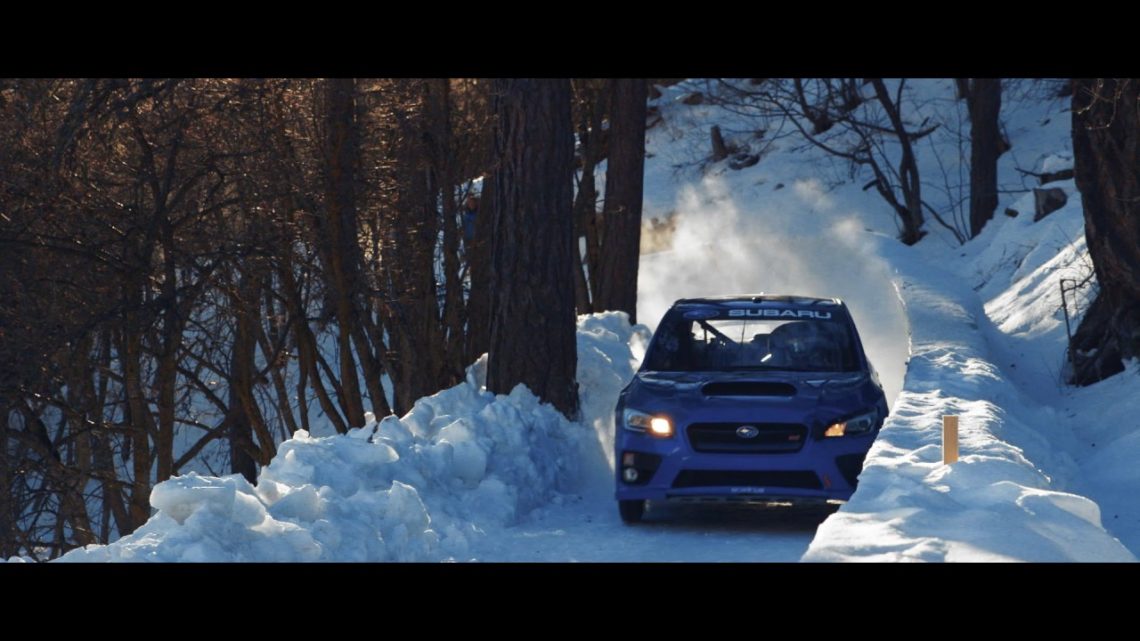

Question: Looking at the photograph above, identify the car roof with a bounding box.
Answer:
[672,294,845,307]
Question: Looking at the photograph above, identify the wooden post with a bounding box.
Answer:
[943,415,959,465]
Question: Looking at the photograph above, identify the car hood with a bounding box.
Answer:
[622,369,884,430]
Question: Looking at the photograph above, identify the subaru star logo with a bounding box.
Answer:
[736,425,760,439]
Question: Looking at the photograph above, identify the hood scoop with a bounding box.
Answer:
[701,381,797,397]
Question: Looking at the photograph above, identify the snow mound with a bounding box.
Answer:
[59,312,649,562]
[804,233,1134,562]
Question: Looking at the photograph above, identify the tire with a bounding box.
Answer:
[618,499,646,524]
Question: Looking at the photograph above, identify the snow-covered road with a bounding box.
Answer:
[472,498,826,562]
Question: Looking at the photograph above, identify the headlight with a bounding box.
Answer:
[823,409,878,437]
[623,409,674,438]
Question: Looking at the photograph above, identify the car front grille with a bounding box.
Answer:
[671,470,822,490]
[686,422,807,453]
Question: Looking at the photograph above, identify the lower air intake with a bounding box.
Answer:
[671,470,822,490]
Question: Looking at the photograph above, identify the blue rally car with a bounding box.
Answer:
[615,295,888,523]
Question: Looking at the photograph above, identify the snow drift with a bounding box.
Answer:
[60,313,650,562]
[804,197,1135,562]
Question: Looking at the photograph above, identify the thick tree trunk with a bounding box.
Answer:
[968,78,1002,238]
[486,79,579,419]
[596,78,647,323]
[1070,78,1140,385]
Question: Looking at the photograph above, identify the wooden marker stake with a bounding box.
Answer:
[943,415,959,465]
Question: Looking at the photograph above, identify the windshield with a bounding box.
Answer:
[644,314,861,373]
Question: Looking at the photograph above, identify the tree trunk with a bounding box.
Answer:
[154,217,180,484]
[121,308,153,529]
[710,125,730,161]
[0,400,10,558]
[571,92,601,316]
[466,173,494,365]
[377,82,446,416]
[280,261,348,435]
[968,78,1002,238]
[1070,78,1140,385]
[258,287,301,438]
[596,78,647,324]
[92,329,130,539]
[871,79,926,245]
[229,269,261,484]
[428,79,468,389]
[572,193,592,319]
[570,79,610,316]
[486,79,579,419]
[955,78,971,101]
[321,78,366,427]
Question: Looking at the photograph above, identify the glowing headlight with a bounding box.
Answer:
[623,409,674,438]
[823,410,878,437]
[650,417,673,436]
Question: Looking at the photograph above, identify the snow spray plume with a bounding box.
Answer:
[637,175,908,406]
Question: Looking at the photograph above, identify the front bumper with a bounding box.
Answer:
[614,428,873,503]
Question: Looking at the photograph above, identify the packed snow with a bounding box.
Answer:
[56,78,1140,562]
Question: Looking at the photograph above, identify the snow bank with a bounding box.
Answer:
[962,185,1140,555]
[804,230,1134,562]
[59,312,650,562]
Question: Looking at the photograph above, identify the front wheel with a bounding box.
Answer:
[618,499,646,524]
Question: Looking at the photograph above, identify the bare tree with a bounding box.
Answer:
[0,76,521,558]
[711,78,944,245]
